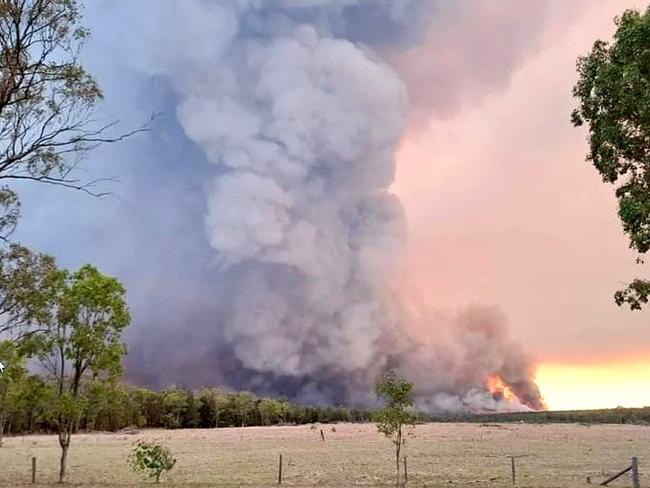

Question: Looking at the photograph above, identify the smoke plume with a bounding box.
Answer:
[17,0,547,412]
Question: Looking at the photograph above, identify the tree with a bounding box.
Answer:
[258,398,280,426]
[8,373,49,434]
[128,387,154,429]
[233,391,255,427]
[83,381,138,431]
[374,370,415,486]
[0,340,26,445]
[0,0,146,240]
[0,245,57,444]
[572,6,650,310]
[0,244,58,343]
[140,388,164,428]
[160,388,185,429]
[38,264,130,483]
[181,390,199,428]
[197,389,219,428]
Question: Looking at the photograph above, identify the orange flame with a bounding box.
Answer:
[486,375,516,402]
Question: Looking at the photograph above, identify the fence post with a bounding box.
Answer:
[510,456,516,486]
[631,457,640,488]
[403,456,408,483]
[278,453,283,484]
[31,457,36,484]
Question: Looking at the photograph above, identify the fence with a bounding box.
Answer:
[586,457,640,488]
[21,446,644,486]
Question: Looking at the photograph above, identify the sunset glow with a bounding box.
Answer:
[392,0,650,412]
[536,361,650,411]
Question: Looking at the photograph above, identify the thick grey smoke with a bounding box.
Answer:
[15,0,546,412]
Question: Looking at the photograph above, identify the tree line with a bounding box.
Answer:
[1,382,376,435]
[439,407,650,426]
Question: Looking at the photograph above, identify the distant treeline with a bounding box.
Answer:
[3,382,380,435]
[5,378,649,436]
[432,407,650,426]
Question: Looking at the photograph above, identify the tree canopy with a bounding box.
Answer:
[0,244,58,345]
[572,6,650,310]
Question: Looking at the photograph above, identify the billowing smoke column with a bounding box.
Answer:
[97,0,544,411]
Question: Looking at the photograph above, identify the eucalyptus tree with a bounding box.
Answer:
[0,0,144,240]
[573,6,650,309]
[39,264,130,483]
[375,370,416,486]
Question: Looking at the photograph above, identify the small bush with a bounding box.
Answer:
[129,440,176,483]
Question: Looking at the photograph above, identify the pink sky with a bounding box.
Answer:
[393,1,650,408]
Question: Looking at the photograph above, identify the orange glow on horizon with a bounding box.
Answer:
[536,361,650,411]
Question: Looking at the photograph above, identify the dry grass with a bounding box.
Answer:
[0,422,648,487]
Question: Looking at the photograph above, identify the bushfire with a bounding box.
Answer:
[486,375,516,403]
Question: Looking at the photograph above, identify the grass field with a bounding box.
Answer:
[0,423,648,487]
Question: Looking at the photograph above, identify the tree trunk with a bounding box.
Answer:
[395,449,400,487]
[59,443,68,483]
[395,426,402,487]
[58,428,71,483]
[0,415,6,447]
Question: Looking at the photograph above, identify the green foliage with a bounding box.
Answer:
[443,406,650,425]
[197,389,220,428]
[0,340,26,442]
[39,264,130,387]
[37,263,130,482]
[0,188,19,240]
[181,390,199,428]
[614,277,650,310]
[572,6,650,309]
[58,264,130,379]
[0,382,375,436]
[5,374,50,433]
[84,381,145,431]
[160,388,186,429]
[258,398,280,426]
[375,370,416,439]
[0,244,59,347]
[129,440,176,483]
[46,388,87,426]
[375,370,415,484]
[233,391,255,427]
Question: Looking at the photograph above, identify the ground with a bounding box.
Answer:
[0,423,648,487]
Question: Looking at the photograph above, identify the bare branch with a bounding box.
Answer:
[0,0,147,239]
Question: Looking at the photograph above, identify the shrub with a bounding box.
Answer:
[129,440,176,483]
